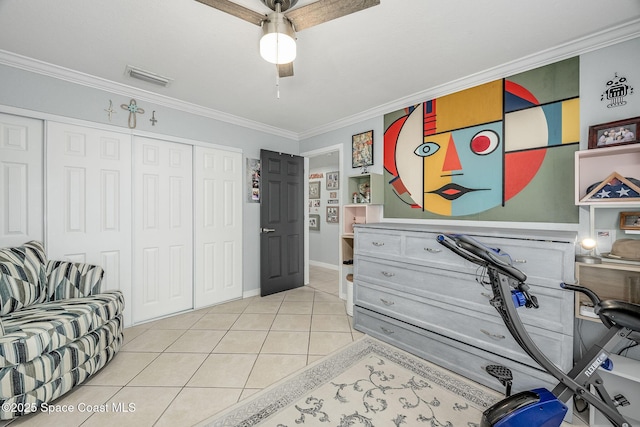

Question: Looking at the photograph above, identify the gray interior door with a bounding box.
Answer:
[260,150,305,297]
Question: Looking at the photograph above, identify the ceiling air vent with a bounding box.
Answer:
[125,65,172,87]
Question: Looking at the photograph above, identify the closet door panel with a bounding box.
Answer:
[46,122,132,324]
[194,147,242,308]
[0,113,43,247]
[134,137,193,322]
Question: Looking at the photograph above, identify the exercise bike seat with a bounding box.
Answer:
[596,299,640,338]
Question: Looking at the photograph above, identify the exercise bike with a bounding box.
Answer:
[436,234,640,427]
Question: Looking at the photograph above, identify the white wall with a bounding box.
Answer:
[308,165,340,268]
[0,63,300,296]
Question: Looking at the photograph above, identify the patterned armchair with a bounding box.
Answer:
[0,241,124,419]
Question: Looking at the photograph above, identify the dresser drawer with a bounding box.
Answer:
[355,229,402,258]
[405,232,477,273]
[355,283,572,370]
[354,307,558,395]
[355,257,574,335]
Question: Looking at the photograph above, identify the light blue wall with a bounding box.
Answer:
[0,63,300,296]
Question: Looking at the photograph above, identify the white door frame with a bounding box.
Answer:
[300,143,344,287]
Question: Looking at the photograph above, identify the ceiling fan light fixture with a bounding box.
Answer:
[260,11,296,65]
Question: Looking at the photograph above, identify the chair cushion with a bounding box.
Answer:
[0,291,124,367]
[46,261,104,301]
[0,241,47,315]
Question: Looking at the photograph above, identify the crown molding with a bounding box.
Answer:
[298,18,640,140]
[0,49,299,141]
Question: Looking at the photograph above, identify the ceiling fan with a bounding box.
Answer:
[195,0,380,77]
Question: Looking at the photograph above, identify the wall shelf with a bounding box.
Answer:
[575,144,640,206]
[348,173,384,204]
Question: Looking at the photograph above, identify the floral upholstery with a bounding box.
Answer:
[0,241,124,419]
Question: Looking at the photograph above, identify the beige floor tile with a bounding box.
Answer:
[239,388,261,401]
[187,353,257,388]
[261,331,310,354]
[278,300,313,314]
[313,301,347,315]
[80,386,181,427]
[245,354,307,389]
[243,300,282,314]
[8,385,121,426]
[120,329,185,353]
[309,331,353,355]
[230,312,276,330]
[212,330,268,353]
[164,329,226,353]
[129,353,208,387]
[190,313,240,330]
[282,287,316,301]
[206,298,252,313]
[122,325,149,346]
[146,312,204,330]
[271,314,311,331]
[313,292,343,303]
[154,387,242,427]
[311,314,351,332]
[84,352,159,386]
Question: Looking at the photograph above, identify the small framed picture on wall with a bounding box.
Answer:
[352,130,374,168]
[326,206,339,223]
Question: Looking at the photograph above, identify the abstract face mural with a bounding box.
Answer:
[384,58,580,223]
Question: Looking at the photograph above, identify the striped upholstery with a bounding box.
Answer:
[0,291,124,366]
[0,241,47,316]
[46,261,104,301]
[0,241,125,419]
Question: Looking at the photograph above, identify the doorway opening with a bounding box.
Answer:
[301,144,344,298]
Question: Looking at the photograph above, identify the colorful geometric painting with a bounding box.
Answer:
[383,57,580,223]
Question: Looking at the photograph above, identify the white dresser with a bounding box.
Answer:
[353,223,577,395]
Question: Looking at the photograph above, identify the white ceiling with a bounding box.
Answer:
[1,0,640,139]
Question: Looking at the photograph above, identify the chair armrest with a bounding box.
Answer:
[45,261,105,301]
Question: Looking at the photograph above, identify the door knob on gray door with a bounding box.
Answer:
[261,227,276,233]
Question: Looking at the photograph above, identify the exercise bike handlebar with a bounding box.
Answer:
[437,234,527,283]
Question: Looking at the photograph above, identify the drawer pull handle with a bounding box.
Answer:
[481,329,506,340]
[380,327,395,335]
[380,298,395,306]
[372,241,385,247]
[514,259,526,264]
[381,271,395,278]
[481,292,492,299]
[424,247,442,253]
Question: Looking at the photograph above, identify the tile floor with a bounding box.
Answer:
[3,265,588,427]
[5,266,359,427]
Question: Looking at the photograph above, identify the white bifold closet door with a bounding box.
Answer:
[0,113,43,248]
[46,122,133,324]
[133,136,193,323]
[194,146,243,308]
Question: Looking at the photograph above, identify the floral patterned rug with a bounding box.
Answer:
[197,336,501,427]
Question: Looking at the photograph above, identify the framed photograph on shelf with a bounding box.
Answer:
[326,171,339,190]
[352,130,374,168]
[326,206,339,223]
[588,116,639,149]
[309,181,321,199]
[619,211,640,230]
[309,214,320,231]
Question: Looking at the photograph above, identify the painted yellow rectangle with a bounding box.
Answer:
[436,80,503,132]
[562,98,580,144]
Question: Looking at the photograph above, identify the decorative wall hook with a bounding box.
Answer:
[104,100,116,122]
[121,99,145,128]
[150,110,157,126]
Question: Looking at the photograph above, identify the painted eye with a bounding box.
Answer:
[414,142,440,157]
[470,130,499,155]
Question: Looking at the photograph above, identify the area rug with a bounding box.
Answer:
[197,336,501,427]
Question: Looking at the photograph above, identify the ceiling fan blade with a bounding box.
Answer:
[285,0,380,31]
[195,0,265,26]
[278,62,294,78]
